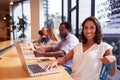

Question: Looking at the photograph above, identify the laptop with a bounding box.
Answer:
[15,42,60,77]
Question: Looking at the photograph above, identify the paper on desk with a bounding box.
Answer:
[24,54,51,60]
[24,54,37,60]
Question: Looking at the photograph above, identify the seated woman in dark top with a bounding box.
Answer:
[38,27,52,45]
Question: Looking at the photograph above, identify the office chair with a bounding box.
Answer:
[100,62,114,80]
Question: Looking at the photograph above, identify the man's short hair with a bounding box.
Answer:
[60,22,71,32]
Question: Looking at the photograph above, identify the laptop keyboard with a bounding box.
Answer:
[28,64,46,73]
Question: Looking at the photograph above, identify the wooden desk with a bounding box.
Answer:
[0,40,13,50]
[0,41,73,80]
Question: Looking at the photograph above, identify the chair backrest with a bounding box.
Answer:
[100,62,114,80]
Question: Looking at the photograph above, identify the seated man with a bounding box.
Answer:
[34,22,79,74]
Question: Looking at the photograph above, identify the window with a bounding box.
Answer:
[43,0,62,29]
[12,0,30,39]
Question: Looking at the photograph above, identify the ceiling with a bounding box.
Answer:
[0,0,21,12]
[0,0,21,19]
[0,0,10,12]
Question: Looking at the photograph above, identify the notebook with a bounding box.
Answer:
[15,42,60,77]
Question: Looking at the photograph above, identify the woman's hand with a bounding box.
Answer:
[45,60,58,70]
[100,55,116,65]
[100,55,117,76]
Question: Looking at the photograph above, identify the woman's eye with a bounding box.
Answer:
[84,26,88,29]
[90,26,96,29]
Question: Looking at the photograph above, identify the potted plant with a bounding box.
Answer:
[6,15,28,40]
[17,15,28,39]
[6,16,16,32]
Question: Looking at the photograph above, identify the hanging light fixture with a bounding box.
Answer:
[10,0,14,5]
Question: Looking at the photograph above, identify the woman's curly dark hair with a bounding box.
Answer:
[80,16,103,44]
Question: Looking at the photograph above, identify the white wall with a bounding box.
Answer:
[39,0,44,29]
[30,0,40,39]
